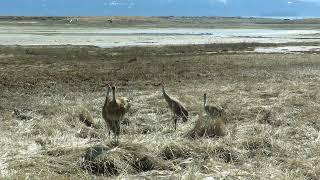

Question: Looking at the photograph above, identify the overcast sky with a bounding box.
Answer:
[0,0,320,17]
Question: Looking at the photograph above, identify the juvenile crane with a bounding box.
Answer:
[203,93,225,118]
[162,83,188,130]
[102,84,129,142]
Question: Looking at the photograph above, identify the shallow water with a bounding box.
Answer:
[0,25,319,47]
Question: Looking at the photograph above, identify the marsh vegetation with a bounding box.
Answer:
[0,44,320,179]
[1,42,320,179]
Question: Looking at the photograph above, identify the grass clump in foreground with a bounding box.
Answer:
[80,143,171,176]
[9,142,172,178]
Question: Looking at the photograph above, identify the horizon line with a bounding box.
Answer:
[0,15,319,19]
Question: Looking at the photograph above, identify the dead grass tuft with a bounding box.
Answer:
[34,137,52,148]
[242,136,278,158]
[45,146,84,157]
[78,107,100,129]
[254,107,282,126]
[187,114,226,138]
[213,146,239,163]
[243,137,272,150]
[160,143,193,160]
[81,143,170,176]
[76,126,102,139]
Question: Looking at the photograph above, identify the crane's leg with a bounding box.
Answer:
[174,117,178,130]
[112,133,117,144]
[170,110,176,131]
[114,134,120,146]
[104,123,111,141]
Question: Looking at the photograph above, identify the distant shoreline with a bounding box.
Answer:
[244,16,320,20]
[0,15,319,20]
[0,16,319,30]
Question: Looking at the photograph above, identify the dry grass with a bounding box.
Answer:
[81,143,171,176]
[1,44,320,179]
[186,114,226,138]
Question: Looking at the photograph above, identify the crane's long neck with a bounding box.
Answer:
[104,87,110,107]
[162,85,171,103]
[204,94,207,108]
[106,87,110,100]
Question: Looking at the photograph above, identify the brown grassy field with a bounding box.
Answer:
[1,44,320,179]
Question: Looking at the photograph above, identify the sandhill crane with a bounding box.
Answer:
[162,83,188,130]
[102,84,129,142]
[203,93,225,118]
